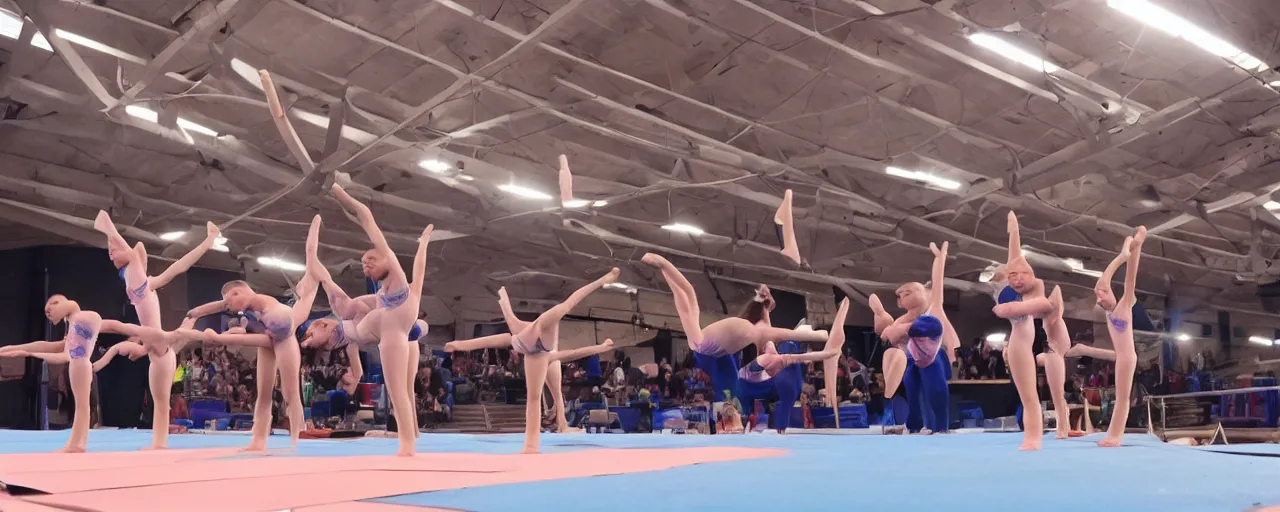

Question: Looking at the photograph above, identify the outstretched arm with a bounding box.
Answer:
[345,343,364,382]
[409,225,434,298]
[330,184,397,269]
[28,352,71,364]
[0,341,64,356]
[1095,236,1132,296]
[993,298,1053,319]
[1122,227,1146,306]
[151,223,221,290]
[186,300,227,320]
[928,242,948,314]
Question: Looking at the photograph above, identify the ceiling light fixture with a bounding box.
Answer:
[498,183,553,200]
[1249,336,1274,346]
[563,199,589,208]
[967,33,1061,73]
[1265,201,1280,210]
[257,256,305,272]
[159,231,185,241]
[592,200,609,208]
[985,333,1007,343]
[661,223,705,235]
[0,10,50,51]
[1176,333,1191,341]
[419,159,450,173]
[456,174,475,181]
[53,29,145,65]
[1107,0,1268,72]
[211,236,229,253]
[885,166,962,190]
[125,105,219,137]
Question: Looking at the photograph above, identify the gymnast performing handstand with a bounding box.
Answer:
[299,212,432,442]
[186,216,326,451]
[0,295,102,452]
[327,184,434,455]
[991,212,1054,450]
[1093,226,1146,447]
[443,269,621,453]
[94,213,221,449]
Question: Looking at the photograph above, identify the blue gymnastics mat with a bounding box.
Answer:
[1,428,1277,511]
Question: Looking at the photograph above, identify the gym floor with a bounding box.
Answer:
[1,429,1277,511]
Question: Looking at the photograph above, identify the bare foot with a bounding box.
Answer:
[57,445,87,453]
[602,339,615,348]
[1018,441,1042,451]
[600,267,621,285]
[774,189,792,225]
[396,449,415,457]
[240,442,267,453]
[140,445,168,451]
[443,341,458,353]
[1098,436,1124,447]
[558,427,585,434]
[520,446,539,454]
[1055,430,1070,440]
[640,253,665,267]
[94,210,112,231]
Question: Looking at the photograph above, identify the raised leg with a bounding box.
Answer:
[1099,337,1137,447]
[775,189,801,265]
[444,333,513,353]
[245,347,276,452]
[761,298,850,367]
[62,359,93,453]
[496,287,532,333]
[275,338,304,449]
[542,268,620,324]
[1008,333,1043,450]
[558,154,574,207]
[642,253,703,349]
[147,350,177,449]
[407,340,421,438]
[379,327,416,456]
[756,326,829,344]
[1066,344,1116,361]
[521,352,552,453]
[547,340,615,363]
[883,347,907,399]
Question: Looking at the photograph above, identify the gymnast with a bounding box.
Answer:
[94,212,221,449]
[299,218,433,440]
[641,252,829,399]
[1093,226,1146,447]
[186,215,325,451]
[870,242,956,434]
[93,317,203,373]
[749,297,850,416]
[0,295,102,452]
[442,269,622,454]
[327,184,435,455]
[991,212,1054,450]
[1040,284,1074,439]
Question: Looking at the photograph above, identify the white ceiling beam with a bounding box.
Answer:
[114,0,248,108]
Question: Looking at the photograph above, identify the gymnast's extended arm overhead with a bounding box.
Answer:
[150,222,221,290]
[410,224,434,302]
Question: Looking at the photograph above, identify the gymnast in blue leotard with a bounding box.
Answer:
[880,242,956,433]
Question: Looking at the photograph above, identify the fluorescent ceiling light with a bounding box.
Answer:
[662,223,705,235]
[564,198,609,209]
[985,333,1007,343]
[1265,201,1280,210]
[1176,333,1191,341]
[885,166,962,190]
[604,282,635,293]
[125,105,218,137]
[1107,0,1268,72]
[498,183,553,200]
[177,118,218,137]
[1249,336,1274,346]
[159,231,185,241]
[968,33,1060,73]
[1271,81,1280,88]
[457,174,475,181]
[1063,258,1083,270]
[257,256,305,272]
[419,159,450,173]
[0,10,51,51]
[212,236,229,253]
[53,29,146,65]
